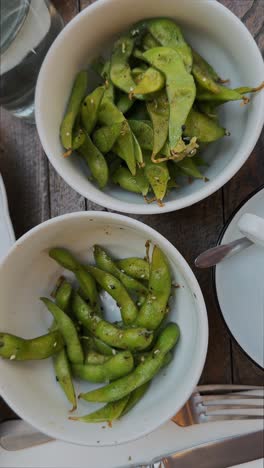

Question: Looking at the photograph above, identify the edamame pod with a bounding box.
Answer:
[94,245,148,296]
[135,245,171,330]
[191,49,221,94]
[72,293,153,351]
[121,382,150,416]
[112,166,149,196]
[115,258,150,281]
[60,71,88,150]
[92,123,122,154]
[143,48,196,151]
[128,120,153,151]
[85,350,111,365]
[184,109,226,143]
[78,133,109,189]
[117,93,134,114]
[54,349,76,411]
[72,351,134,383]
[54,280,76,411]
[144,152,170,202]
[0,331,64,360]
[41,298,84,364]
[112,121,136,176]
[81,86,105,135]
[79,323,179,402]
[146,91,169,157]
[86,265,138,325]
[69,396,129,423]
[145,19,193,72]
[175,158,204,179]
[110,35,136,93]
[131,67,165,96]
[49,248,100,313]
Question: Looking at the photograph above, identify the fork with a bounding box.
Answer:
[172,384,264,426]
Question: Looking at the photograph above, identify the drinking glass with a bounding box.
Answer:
[0,0,64,123]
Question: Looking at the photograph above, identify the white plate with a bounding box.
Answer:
[0,418,263,468]
[214,186,264,369]
[0,174,15,262]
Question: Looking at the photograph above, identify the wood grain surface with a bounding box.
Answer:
[0,0,263,422]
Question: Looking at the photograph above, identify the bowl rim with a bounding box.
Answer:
[0,211,208,446]
[35,0,264,215]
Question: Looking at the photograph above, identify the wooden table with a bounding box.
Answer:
[0,0,263,422]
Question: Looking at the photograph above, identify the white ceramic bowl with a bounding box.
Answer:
[35,0,264,215]
[0,212,207,446]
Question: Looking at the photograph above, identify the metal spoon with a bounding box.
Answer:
[195,237,253,268]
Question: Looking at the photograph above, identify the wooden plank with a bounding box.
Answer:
[221,1,264,382]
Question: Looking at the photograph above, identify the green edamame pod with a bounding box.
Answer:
[41,298,84,364]
[79,322,180,402]
[81,86,105,135]
[115,258,150,281]
[92,123,122,154]
[78,133,109,189]
[144,152,170,202]
[191,49,221,94]
[131,67,165,96]
[72,293,153,351]
[60,71,88,150]
[110,35,136,93]
[132,133,144,166]
[94,245,148,296]
[143,48,196,152]
[55,279,72,313]
[71,128,86,151]
[85,350,111,365]
[54,349,76,411]
[121,382,150,416]
[136,245,171,330]
[0,331,64,360]
[86,265,138,325]
[184,109,226,143]
[112,166,149,196]
[196,81,264,105]
[116,93,134,114]
[72,351,134,383]
[69,395,129,423]
[53,280,77,411]
[175,158,204,179]
[113,120,136,176]
[92,337,116,356]
[197,101,218,120]
[146,91,169,157]
[98,97,124,126]
[128,120,153,151]
[145,18,193,72]
[49,248,100,313]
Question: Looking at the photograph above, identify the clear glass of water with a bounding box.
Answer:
[0,0,64,123]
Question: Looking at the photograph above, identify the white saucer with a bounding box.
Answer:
[214,186,264,369]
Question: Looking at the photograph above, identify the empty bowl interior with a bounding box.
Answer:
[0,212,207,445]
[35,0,264,214]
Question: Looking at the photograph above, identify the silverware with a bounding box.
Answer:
[1,385,263,451]
[173,384,264,427]
[138,429,264,468]
[195,237,252,268]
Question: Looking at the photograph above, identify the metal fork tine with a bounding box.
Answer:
[197,384,263,394]
[205,403,264,411]
[205,414,264,421]
[202,393,264,401]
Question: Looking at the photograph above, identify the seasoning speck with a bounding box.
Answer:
[128,456,132,461]
[10,354,16,360]
[122,42,126,53]
[53,342,57,347]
